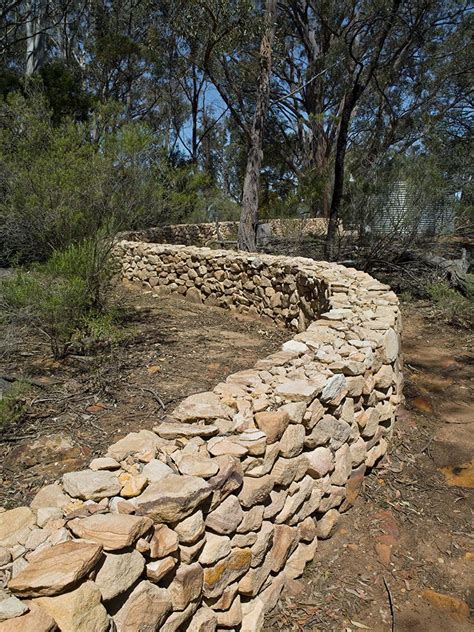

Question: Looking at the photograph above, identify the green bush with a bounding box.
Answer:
[427,277,474,328]
[0,381,31,431]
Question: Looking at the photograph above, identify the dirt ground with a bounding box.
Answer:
[0,284,288,508]
[264,302,474,631]
[1,285,472,631]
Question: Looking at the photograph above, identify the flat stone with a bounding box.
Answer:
[208,437,248,457]
[179,536,206,564]
[178,454,219,478]
[95,550,145,600]
[154,422,219,439]
[305,415,351,450]
[216,594,242,627]
[107,429,161,461]
[149,524,179,558]
[62,470,121,501]
[276,380,319,402]
[306,447,334,478]
[237,505,264,534]
[8,541,103,597]
[0,600,56,631]
[331,444,352,485]
[254,410,289,444]
[0,507,35,548]
[241,597,265,632]
[0,547,11,565]
[89,457,120,471]
[199,533,231,565]
[113,581,172,631]
[250,522,274,568]
[0,595,28,622]
[187,606,217,632]
[321,374,347,403]
[203,548,252,599]
[68,514,153,551]
[173,391,231,422]
[174,510,205,544]
[286,540,318,579]
[168,563,203,610]
[205,495,243,534]
[207,455,244,509]
[374,365,394,389]
[317,508,340,539]
[34,581,109,632]
[270,524,299,572]
[133,474,211,522]
[36,508,63,529]
[119,474,148,498]
[279,424,305,458]
[31,484,69,510]
[161,601,198,632]
[280,402,307,425]
[282,340,309,354]
[146,556,177,582]
[382,328,399,363]
[141,459,174,483]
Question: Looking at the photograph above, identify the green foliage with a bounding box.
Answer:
[427,277,474,328]
[0,381,31,431]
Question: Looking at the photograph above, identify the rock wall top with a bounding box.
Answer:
[0,243,402,632]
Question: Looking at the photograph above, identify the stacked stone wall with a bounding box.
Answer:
[0,242,402,632]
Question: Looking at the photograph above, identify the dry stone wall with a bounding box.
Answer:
[0,242,402,632]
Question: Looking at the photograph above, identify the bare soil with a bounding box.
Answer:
[0,283,288,509]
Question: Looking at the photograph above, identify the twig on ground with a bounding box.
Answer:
[383,576,396,632]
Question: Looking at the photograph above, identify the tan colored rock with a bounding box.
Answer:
[280,402,307,425]
[270,457,299,487]
[0,594,28,622]
[238,555,273,597]
[374,365,394,389]
[36,507,62,529]
[270,524,299,572]
[216,595,242,627]
[150,524,179,558]
[250,522,274,568]
[154,422,219,440]
[316,508,340,539]
[174,510,204,544]
[203,548,252,599]
[106,429,161,461]
[238,475,274,508]
[232,532,257,548]
[205,495,243,534]
[168,563,203,610]
[199,533,231,565]
[113,581,172,631]
[286,540,318,580]
[187,606,217,632]
[0,600,56,632]
[331,444,352,485]
[146,556,177,582]
[241,597,265,632]
[254,410,289,444]
[279,424,305,458]
[119,474,148,498]
[0,507,35,548]
[31,484,69,510]
[237,505,264,534]
[208,437,248,457]
[94,550,145,600]
[62,470,121,501]
[161,601,198,632]
[35,581,108,632]
[299,516,317,542]
[305,415,350,450]
[179,536,206,564]
[178,454,219,478]
[134,474,211,523]
[276,380,319,402]
[0,547,11,565]
[8,541,103,597]
[306,447,334,478]
[141,459,174,483]
[68,514,152,551]
[207,456,244,509]
[263,488,288,520]
[173,391,231,422]
[89,457,120,471]
[205,581,238,610]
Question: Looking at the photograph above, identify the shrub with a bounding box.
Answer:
[427,277,474,328]
[0,380,31,431]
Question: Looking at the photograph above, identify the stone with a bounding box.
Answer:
[275,476,313,524]
[161,601,198,632]
[0,600,56,632]
[205,495,243,534]
[279,424,305,458]
[203,548,252,599]
[8,541,103,597]
[270,524,299,572]
[254,410,289,444]
[94,550,145,601]
[141,459,174,482]
[113,581,172,631]
[320,374,347,403]
[276,380,319,402]
[331,444,352,485]
[280,402,307,425]
[382,328,399,363]
[238,555,273,598]
[173,391,231,422]
[119,474,148,498]
[154,422,219,440]
[282,340,308,354]
[36,507,63,528]
[62,470,121,501]
[0,547,11,565]
[133,474,211,522]
[34,581,109,632]
[305,415,350,450]
[0,507,35,547]
[0,595,28,622]
[178,454,219,478]
[241,597,265,632]
[179,536,206,564]
[207,456,244,509]
[299,516,317,542]
[206,581,239,610]
[89,457,120,471]
[168,563,203,610]
[68,514,153,551]
[31,484,69,510]
[216,595,242,627]
[237,505,264,533]
[208,437,248,457]
[250,522,274,568]
[150,524,179,558]
[374,365,394,389]
[306,447,334,478]
[107,429,161,461]
[146,556,177,582]
[350,437,367,466]
[199,533,231,565]
[239,475,274,509]
[286,540,318,580]
[174,511,205,544]
[316,508,340,539]
[187,606,217,632]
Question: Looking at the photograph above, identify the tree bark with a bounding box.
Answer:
[25,0,48,76]
[238,0,277,251]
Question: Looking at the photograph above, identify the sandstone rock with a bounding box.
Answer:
[299,516,317,542]
[0,600,56,632]
[279,424,305,458]
[270,457,300,487]
[216,595,242,627]
[238,555,273,597]
[241,597,265,632]
[36,507,63,529]
[331,444,352,485]
[154,422,219,440]
[161,601,198,632]
[8,541,103,597]
[205,581,239,610]
[187,606,217,632]
[94,550,145,600]
[250,522,274,568]
[306,447,334,478]
[203,548,252,599]
[174,510,205,544]
[280,402,307,425]
[0,507,35,548]
[0,547,11,565]
[178,454,219,478]
[31,484,69,510]
[282,340,308,354]
[146,556,177,582]
[0,594,28,622]
[113,581,171,632]
[270,524,299,572]
[199,533,231,565]
[89,457,120,471]
[239,475,274,508]
[62,470,121,501]
[320,374,347,403]
[141,458,174,482]
[173,391,231,422]
[68,514,152,551]
[305,415,350,450]
[179,536,206,564]
[168,563,203,610]
[119,474,147,498]
[208,437,248,457]
[374,365,394,389]
[35,581,109,632]
[286,540,318,580]
[350,437,368,466]
[276,380,319,402]
[382,328,399,363]
[207,456,244,509]
[316,508,340,539]
[236,429,267,456]
[254,410,289,444]
[237,505,264,534]
[107,430,161,461]
[263,488,288,520]
[150,524,179,558]
[205,495,243,534]
[133,474,211,522]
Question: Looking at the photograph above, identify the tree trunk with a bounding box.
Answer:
[238,0,277,251]
[25,0,48,76]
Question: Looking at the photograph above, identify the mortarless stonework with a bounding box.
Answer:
[0,242,402,631]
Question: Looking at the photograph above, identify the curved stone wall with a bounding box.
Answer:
[0,242,402,631]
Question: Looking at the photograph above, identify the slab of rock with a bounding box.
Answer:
[68,514,152,551]
[280,402,307,425]
[173,391,231,422]
[279,424,305,458]
[146,557,177,582]
[237,505,264,534]
[8,541,103,597]
[270,525,299,573]
[119,474,147,498]
[241,597,265,632]
[316,508,340,539]
[320,374,347,403]
[141,459,174,483]
[177,454,219,478]
[31,484,69,510]
[254,410,289,444]
[0,507,35,548]
[89,457,120,471]
[168,563,203,610]
[0,600,56,632]
[305,415,350,450]
[208,437,247,457]
[250,522,274,568]
[276,380,319,402]
[306,447,334,478]
[174,511,204,544]
[106,430,161,461]
[0,547,11,565]
[238,475,274,508]
[149,524,179,558]
[207,456,244,509]
[160,601,198,632]
[154,422,219,440]
[216,594,242,627]
[94,550,145,600]
[62,470,121,501]
[187,606,217,632]
[331,444,352,485]
[203,548,252,599]
[133,474,211,523]
[113,581,172,632]
[199,533,231,565]
[0,594,28,622]
[34,581,109,632]
[205,495,243,534]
